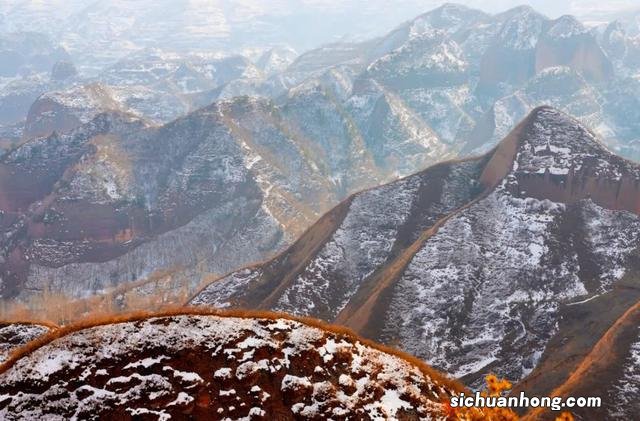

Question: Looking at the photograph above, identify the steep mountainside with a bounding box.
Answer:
[0,32,78,143]
[0,45,286,153]
[477,9,612,95]
[1,86,458,301]
[100,50,263,94]
[519,279,640,420]
[272,5,636,160]
[8,4,640,180]
[0,312,462,420]
[0,99,330,299]
[256,47,298,76]
[192,107,640,398]
[574,302,640,420]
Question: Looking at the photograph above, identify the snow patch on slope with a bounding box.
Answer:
[0,315,455,419]
[274,176,421,318]
[387,190,584,385]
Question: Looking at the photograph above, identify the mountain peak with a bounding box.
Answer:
[546,15,588,40]
[472,107,638,217]
[497,5,546,21]
[496,5,547,50]
[434,2,477,14]
[513,106,608,175]
[481,106,640,195]
[256,46,298,75]
[410,2,488,36]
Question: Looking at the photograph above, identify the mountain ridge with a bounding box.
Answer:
[191,107,640,397]
[0,309,465,420]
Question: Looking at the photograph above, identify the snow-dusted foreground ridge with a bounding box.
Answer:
[0,322,51,364]
[0,313,460,420]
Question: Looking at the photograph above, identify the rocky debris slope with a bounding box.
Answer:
[0,312,461,420]
[192,107,640,394]
[0,322,51,364]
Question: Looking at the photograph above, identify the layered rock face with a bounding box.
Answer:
[0,100,311,299]
[270,4,633,161]
[534,16,613,83]
[463,66,606,155]
[0,312,461,420]
[192,107,640,398]
[5,7,640,299]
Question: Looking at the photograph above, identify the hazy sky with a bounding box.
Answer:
[3,1,639,25]
[447,0,639,22]
[2,1,639,57]
[444,0,637,16]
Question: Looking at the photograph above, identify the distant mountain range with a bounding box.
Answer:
[1,4,640,420]
[3,3,640,304]
[3,81,453,299]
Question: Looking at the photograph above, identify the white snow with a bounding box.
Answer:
[0,315,456,419]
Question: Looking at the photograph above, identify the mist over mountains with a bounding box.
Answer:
[3,3,640,301]
[1,1,639,70]
[1,2,640,420]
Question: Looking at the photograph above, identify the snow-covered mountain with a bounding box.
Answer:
[256,46,298,76]
[7,3,640,161]
[192,107,640,407]
[256,4,640,162]
[23,83,126,139]
[0,43,286,153]
[2,4,640,419]
[0,0,470,73]
[463,66,607,155]
[1,85,458,300]
[0,32,77,146]
[0,32,70,78]
[5,4,640,303]
[0,311,463,419]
